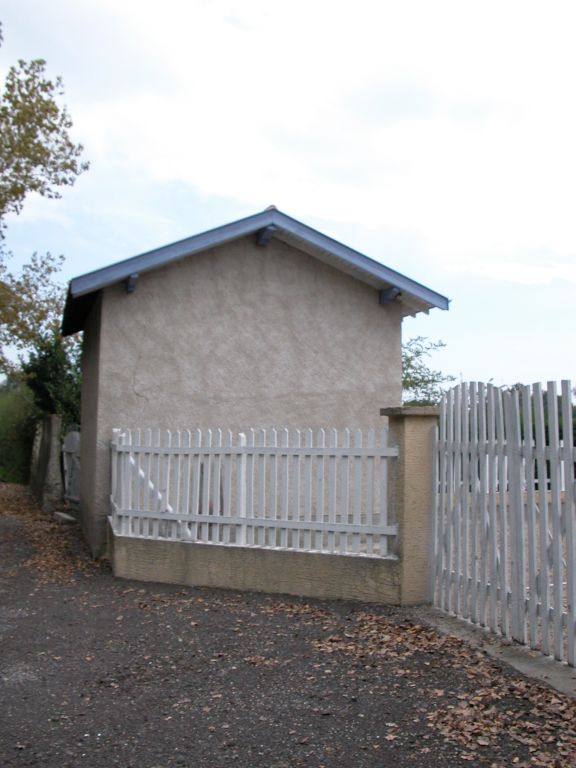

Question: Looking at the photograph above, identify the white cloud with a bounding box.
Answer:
[2,0,575,384]
[450,254,576,286]
[57,0,576,284]
[4,0,576,288]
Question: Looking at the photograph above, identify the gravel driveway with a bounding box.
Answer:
[1,484,574,768]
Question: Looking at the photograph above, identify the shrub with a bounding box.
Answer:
[0,381,38,482]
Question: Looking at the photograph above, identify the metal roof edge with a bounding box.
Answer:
[272,211,450,311]
[69,209,276,298]
[62,207,450,335]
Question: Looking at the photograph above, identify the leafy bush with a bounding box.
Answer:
[402,336,455,406]
[0,381,38,482]
[23,334,81,427]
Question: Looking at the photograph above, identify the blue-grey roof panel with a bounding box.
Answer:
[62,208,449,335]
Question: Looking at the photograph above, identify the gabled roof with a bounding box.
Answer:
[62,207,449,335]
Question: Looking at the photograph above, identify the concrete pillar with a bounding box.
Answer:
[381,406,439,605]
[29,423,43,489]
[29,414,63,514]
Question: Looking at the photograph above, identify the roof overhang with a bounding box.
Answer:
[62,208,450,335]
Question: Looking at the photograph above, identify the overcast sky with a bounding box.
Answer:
[1,0,575,387]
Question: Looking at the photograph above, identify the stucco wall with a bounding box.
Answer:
[79,294,106,550]
[83,236,403,555]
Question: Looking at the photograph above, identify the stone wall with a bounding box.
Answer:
[29,414,63,514]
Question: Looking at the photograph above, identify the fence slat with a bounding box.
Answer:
[445,387,455,614]
[269,429,278,547]
[469,384,478,622]
[190,429,202,540]
[145,429,155,537]
[495,387,510,638]
[521,385,538,650]
[379,428,389,558]
[237,432,247,545]
[174,430,182,518]
[453,385,462,617]
[504,390,526,644]
[533,383,551,655]
[292,430,302,550]
[328,429,338,554]
[222,430,233,544]
[280,429,290,550]
[212,429,223,544]
[561,380,576,666]
[546,382,564,661]
[155,429,166,539]
[341,428,351,551]
[315,429,326,552]
[436,396,447,606]
[460,385,471,620]
[486,384,499,632]
[365,429,375,556]
[478,383,492,627]
[182,430,192,539]
[255,429,266,547]
[303,429,313,551]
[245,429,255,546]
[352,429,363,555]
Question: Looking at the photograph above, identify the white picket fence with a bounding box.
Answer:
[110,427,399,558]
[434,381,576,666]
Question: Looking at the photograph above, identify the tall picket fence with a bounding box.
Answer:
[434,381,576,666]
[110,427,398,558]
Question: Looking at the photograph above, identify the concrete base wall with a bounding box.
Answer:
[110,528,401,604]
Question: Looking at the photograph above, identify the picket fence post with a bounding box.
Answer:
[503,389,526,644]
[237,432,247,545]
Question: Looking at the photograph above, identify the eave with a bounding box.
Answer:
[62,208,449,335]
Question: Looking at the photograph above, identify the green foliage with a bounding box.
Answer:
[0,380,38,482]
[0,22,85,431]
[0,24,89,228]
[0,250,65,375]
[0,251,81,423]
[23,334,81,426]
[402,336,455,406]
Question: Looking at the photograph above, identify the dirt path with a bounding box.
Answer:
[1,484,575,768]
